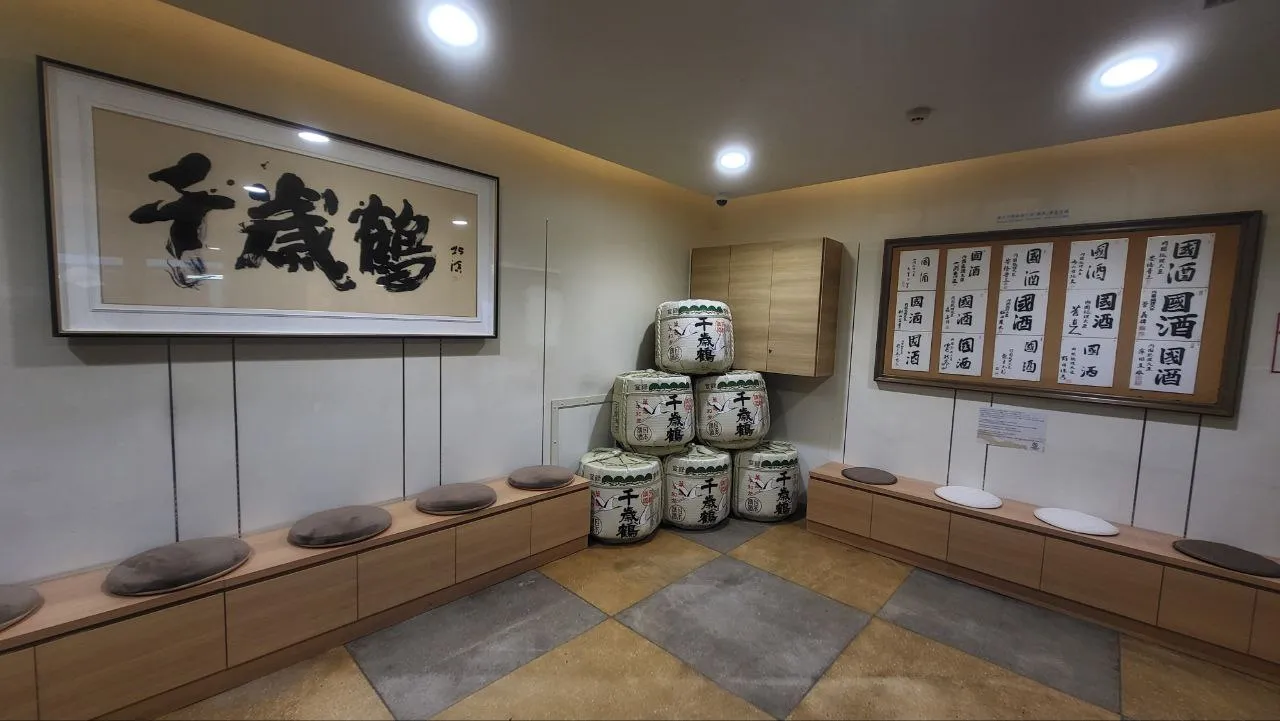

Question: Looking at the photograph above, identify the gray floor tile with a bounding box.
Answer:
[668,516,776,553]
[346,571,605,720]
[617,555,869,719]
[878,569,1120,712]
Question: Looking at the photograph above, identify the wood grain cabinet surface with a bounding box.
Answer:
[1041,539,1163,624]
[456,506,532,581]
[1157,567,1256,652]
[947,514,1045,588]
[0,648,36,721]
[1251,590,1280,663]
[225,557,357,666]
[358,528,455,618]
[36,594,226,719]
[690,238,842,376]
[870,495,950,560]
[806,480,872,536]
[531,489,588,554]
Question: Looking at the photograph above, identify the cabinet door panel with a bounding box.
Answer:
[728,244,774,371]
[690,246,732,302]
[766,240,824,375]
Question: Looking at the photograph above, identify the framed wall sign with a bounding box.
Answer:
[40,59,499,337]
[874,211,1263,416]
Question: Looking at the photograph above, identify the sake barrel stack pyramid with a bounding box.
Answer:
[610,370,695,456]
[655,299,734,373]
[695,370,770,449]
[733,440,800,521]
[579,448,663,543]
[662,444,732,530]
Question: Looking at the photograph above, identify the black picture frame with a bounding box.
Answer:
[874,211,1264,417]
[39,57,501,338]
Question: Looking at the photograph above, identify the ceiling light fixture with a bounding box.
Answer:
[297,131,330,143]
[427,4,479,47]
[716,148,750,173]
[243,184,268,196]
[452,218,469,226]
[1098,56,1160,88]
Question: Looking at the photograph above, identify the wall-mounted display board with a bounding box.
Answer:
[874,212,1263,416]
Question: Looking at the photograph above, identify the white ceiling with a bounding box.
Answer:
[167,0,1280,197]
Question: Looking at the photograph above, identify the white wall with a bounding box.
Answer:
[711,111,1280,556]
[0,0,709,583]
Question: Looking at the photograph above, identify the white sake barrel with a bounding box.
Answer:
[733,441,800,522]
[579,448,662,544]
[695,371,770,449]
[662,445,731,530]
[655,300,734,374]
[610,370,694,456]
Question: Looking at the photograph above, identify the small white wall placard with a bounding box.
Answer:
[977,407,1047,452]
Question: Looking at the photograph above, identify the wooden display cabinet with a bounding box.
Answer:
[689,238,842,377]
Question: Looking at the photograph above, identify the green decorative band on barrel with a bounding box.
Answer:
[714,378,763,390]
[675,303,726,314]
[641,381,693,391]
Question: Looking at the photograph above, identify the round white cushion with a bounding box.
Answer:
[1034,507,1119,536]
[934,485,1003,509]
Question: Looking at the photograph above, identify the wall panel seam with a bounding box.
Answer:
[1130,409,1148,525]
[1183,415,1204,536]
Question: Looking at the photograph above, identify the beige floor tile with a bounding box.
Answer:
[539,530,719,614]
[1121,635,1280,720]
[789,619,1117,720]
[730,522,912,613]
[435,619,770,720]
[162,647,391,721]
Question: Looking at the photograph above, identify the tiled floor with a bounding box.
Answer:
[166,518,1280,720]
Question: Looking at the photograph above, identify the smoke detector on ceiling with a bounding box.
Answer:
[906,106,933,125]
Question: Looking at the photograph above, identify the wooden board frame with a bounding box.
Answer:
[874,211,1263,416]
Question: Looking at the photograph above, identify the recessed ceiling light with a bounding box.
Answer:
[1097,56,1160,88]
[452,218,469,226]
[297,131,330,143]
[716,148,750,172]
[427,4,479,47]
[243,184,268,196]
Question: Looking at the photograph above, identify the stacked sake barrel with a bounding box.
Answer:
[583,298,797,543]
[579,448,663,543]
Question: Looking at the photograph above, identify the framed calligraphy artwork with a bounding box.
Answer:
[874,211,1263,416]
[40,59,498,337]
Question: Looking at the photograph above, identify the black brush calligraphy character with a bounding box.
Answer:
[236,172,355,291]
[129,153,235,288]
[348,194,438,292]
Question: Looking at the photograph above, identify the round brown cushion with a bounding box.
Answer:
[0,585,43,633]
[416,483,498,515]
[288,505,392,549]
[842,467,898,485]
[104,537,252,597]
[507,465,574,490]
[1173,539,1280,578]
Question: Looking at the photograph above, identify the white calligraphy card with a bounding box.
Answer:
[941,290,988,333]
[1000,242,1054,290]
[1135,287,1208,342]
[1061,288,1123,340]
[1057,337,1118,387]
[898,249,939,291]
[992,334,1045,381]
[938,333,984,376]
[946,246,992,291]
[1142,233,1214,289]
[891,330,933,372]
[1130,340,1200,394]
[995,290,1048,336]
[1067,238,1128,290]
[894,290,936,331]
